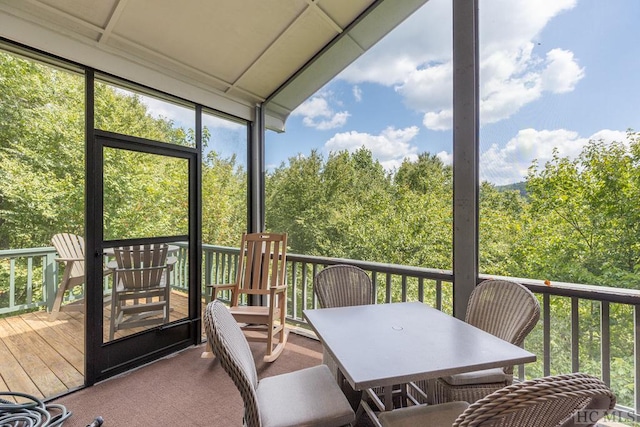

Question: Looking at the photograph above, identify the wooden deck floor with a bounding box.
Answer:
[0,291,196,401]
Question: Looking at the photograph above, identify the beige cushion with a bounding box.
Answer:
[257,364,355,427]
[379,401,470,427]
[442,368,509,386]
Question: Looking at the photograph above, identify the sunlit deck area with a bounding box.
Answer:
[0,291,193,400]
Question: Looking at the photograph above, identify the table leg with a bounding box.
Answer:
[337,369,347,393]
[383,385,394,411]
[360,396,383,427]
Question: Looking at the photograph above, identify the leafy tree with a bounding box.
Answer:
[0,54,85,248]
[390,154,452,269]
[479,182,527,275]
[202,151,246,246]
[266,150,325,254]
[520,134,640,287]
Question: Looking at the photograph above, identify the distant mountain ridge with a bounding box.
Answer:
[496,181,527,196]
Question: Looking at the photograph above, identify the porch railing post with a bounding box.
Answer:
[44,252,57,311]
[635,304,640,415]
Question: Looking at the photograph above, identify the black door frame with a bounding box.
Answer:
[84,70,202,384]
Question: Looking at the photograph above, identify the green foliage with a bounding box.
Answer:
[0,52,245,250]
[266,149,453,270]
[516,133,640,287]
[0,54,85,248]
[3,48,640,410]
[479,182,526,275]
[202,151,246,246]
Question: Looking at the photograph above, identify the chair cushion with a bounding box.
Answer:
[378,401,469,427]
[256,364,355,427]
[442,368,509,386]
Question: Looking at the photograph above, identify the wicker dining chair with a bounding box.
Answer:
[314,265,374,405]
[314,264,374,309]
[204,300,356,427]
[429,279,541,405]
[378,373,616,427]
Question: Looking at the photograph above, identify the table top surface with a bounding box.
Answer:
[303,301,536,390]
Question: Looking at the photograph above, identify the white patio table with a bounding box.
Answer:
[303,301,536,423]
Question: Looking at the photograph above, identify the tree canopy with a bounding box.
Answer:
[2,49,640,406]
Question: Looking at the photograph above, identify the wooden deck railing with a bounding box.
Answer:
[2,244,640,419]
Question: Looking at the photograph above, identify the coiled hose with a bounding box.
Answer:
[0,391,72,426]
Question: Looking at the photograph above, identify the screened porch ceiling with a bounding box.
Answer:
[0,0,428,130]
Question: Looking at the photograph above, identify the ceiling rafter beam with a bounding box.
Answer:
[304,0,344,34]
[225,2,341,96]
[264,0,386,106]
[99,0,129,45]
[23,0,105,37]
[100,32,266,103]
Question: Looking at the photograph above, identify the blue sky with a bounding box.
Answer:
[264,0,640,185]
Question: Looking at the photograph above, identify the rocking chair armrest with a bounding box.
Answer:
[270,284,287,294]
[207,283,236,297]
[207,282,235,290]
[55,257,83,263]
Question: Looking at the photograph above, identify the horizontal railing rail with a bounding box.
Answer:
[0,245,187,315]
[2,244,639,417]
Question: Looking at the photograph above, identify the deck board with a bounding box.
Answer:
[6,315,83,389]
[0,292,193,399]
[32,311,85,353]
[0,332,42,400]
[22,313,84,373]
[0,317,65,398]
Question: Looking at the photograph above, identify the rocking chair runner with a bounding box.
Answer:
[205,232,289,362]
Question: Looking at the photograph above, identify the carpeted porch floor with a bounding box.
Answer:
[52,332,373,426]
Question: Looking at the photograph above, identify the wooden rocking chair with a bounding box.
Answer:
[206,232,289,362]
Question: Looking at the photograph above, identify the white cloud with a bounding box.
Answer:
[324,126,420,170]
[338,0,582,131]
[321,125,630,185]
[396,62,452,114]
[423,109,453,131]
[353,85,362,102]
[292,95,350,130]
[436,150,453,166]
[138,94,196,128]
[340,0,452,86]
[303,111,350,131]
[540,49,585,93]
[590,129,631,146]
[478,128,629,185]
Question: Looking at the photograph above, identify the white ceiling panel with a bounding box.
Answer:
[0,0,429,129]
